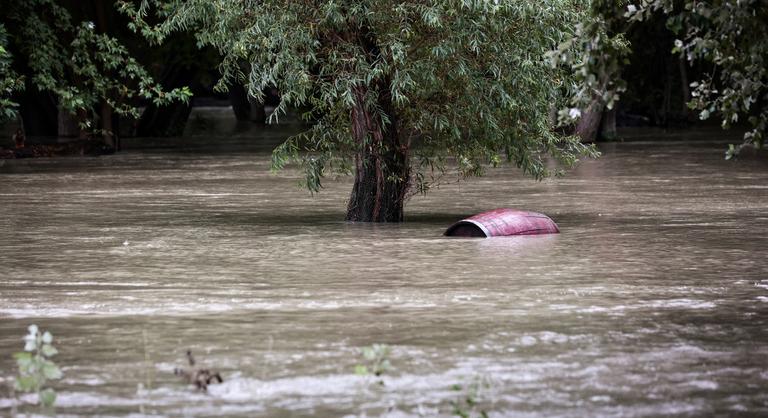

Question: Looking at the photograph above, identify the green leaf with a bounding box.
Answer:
[354,365,369,376]
[13,351,32,362]
[15,375,37,392]
[14,355,33,370]
[42,362,63,380]
[41,344,58,357]
[39,388,57,407]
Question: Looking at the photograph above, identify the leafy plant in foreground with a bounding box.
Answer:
[355,344,392,385]
[13,325,62,408]
[450,375,493,418]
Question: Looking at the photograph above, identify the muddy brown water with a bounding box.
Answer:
[1,124,767,416]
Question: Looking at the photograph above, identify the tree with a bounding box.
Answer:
[562,1,768,154]
[620,11,694,127]
[0,0,192,144]
[548,0,631,142]
[0,24,24,124]
[628,0,768,159]
[118,0,597,222]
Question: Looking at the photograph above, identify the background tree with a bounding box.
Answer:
[119,0,597,222]
[0,0,191,145]
[133,31,220,137]
[0,24,24,124]
[620,11,695,128]
[548,0,631,142]
[627,0,768,158]
[561,0,767,155]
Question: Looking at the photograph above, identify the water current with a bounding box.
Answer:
[1,116,767,416]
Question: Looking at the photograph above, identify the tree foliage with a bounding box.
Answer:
[566,0,767,156]
[0,24,24,123]
[0,0,191,132]
[547,0,631,125]
[628,0,768,158]
[119,0,598,197]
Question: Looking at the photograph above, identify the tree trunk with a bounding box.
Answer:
[662,56,673,126]
[679,56,690,114]
[100,102,115,148]
[229,83,251,121]
[230,83,267,123]
[599,107,617,141]
[575,98,605,143]
[248,94,266,124]
[345,84,409,222]
[57,106,80,137]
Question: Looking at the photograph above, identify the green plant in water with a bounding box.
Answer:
[355,344,392,384]
[13,325,62,408]
[450,376,493,418]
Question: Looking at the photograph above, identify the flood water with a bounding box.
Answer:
[1,119,767,416]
